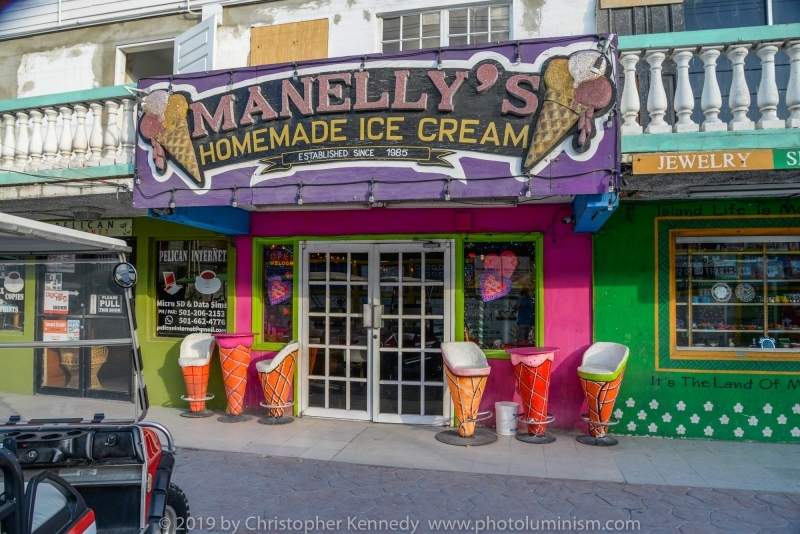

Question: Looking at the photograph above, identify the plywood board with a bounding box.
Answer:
[250,19,329,66]
[601,0,682,7]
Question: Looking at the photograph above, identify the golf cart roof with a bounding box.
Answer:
[0,213,130,255]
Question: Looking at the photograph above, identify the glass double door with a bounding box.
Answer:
[301,241,452,424]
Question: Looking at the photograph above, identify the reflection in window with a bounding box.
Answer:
[382,12,440,52]
[263,244,294,344]
[463,241,535,349]
[674,235,800,352]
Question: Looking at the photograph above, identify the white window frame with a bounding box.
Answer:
[114,39,175,85]
[447,4,511,46]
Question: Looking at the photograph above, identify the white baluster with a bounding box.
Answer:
[620,51,643,135]
[116,98,135,164]
[785,40,800,128]
[70,104,88,168]
[756,42,785,130]
[644,50,672,134]
[85,102,103,166]
[672,48,699,133]
[41,108,58,170]
[726,44,754,131]
[58,106,74,167]
[699,47,726,132]
[13,111,30,171]
[100,100,119,165]
[27,110,44,171]
[0,113,15,171]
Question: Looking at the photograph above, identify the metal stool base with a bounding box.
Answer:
[576,435,618,447]
[257,416,294,425]
[180,410,215,418]
[435,429,498,447]
[217,414,253,423]
[516,433,556,444]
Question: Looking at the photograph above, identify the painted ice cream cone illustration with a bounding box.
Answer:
[445,366,488,437]
[524,51,613,171]
[580,369,625,438]
[216,337,253,416]
[181,363,211,412]
[140,90,202,184]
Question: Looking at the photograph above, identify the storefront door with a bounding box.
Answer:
[300,241,453,424]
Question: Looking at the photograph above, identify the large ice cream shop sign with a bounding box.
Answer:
[134,36,618,208]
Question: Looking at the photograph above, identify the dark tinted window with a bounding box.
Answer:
[684,0,766,30]
[774,0,800,24]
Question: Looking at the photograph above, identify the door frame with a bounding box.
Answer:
[297,239,455,423]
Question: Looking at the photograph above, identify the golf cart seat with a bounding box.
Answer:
[27,481,68,532]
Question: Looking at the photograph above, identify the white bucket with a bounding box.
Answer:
[495,401,519,435]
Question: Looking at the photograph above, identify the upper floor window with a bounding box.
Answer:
[381,5,511,53]
[684,0,800,30]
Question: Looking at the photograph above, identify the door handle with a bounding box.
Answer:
[362,303,373,328]
[373,305,383,328]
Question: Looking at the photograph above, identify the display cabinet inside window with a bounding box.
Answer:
[674,235,800,353]
[263,244,294,344]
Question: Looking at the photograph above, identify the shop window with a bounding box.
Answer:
[155,240,228,338]
[463,241,536,350]
[671,233,800,360]
[262,244,294,344]
[0,257,26,332]
[448,5,509,45]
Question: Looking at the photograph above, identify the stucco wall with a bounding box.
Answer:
[594,199,800,443]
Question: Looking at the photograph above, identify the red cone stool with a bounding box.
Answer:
[577,342,629,446]
[212,333,256,423]
[506,347,559,444]
[256,341,299,425]
[178,333,216,418]
[435,342,497,446]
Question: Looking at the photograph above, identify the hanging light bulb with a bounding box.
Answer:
[297,182,304,205]
[169,189,176,209]
[231,186,238,208]
[368,179,375,204]
[525,180,532,198]
[444,178,451,201]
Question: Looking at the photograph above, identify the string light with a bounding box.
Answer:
[359,56,367,72]
[525,180,532,198]
[437,49,443,70]
[444,178,451,201]
[169,189,176,209]
[515,42,522,65]
[297,182,304,205]
[368,179,375,204]
[292,62,299,81]
[231,185,238,208]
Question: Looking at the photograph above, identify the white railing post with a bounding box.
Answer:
[100,100,120,165]
[784,40,800,128]
[672,48,699,133]
[756,42,785,130]
[620,51,643,135]
[41,107,58,170]
[70,104,88,168]
[726,44,754,131]
[13,111,30,171]
[116,98,135,164]
[699,46,726,132]
[58,106,74,167]
[86,102,103,167]
[27,109,44,171]
[0,113,15,171]
[644,49,672,134]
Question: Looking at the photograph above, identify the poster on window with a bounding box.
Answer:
[44,290,70,314]
[43,319,80,341]
[155,240,228,337]
[0,262,25,331]
[90,294,123,315]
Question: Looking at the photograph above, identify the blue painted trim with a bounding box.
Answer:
[622,129,800,154]
[0,85,136,114]
[0,164,133,185]
[148,206,250,235]
[573,194,618,234]
[619,23,800,51]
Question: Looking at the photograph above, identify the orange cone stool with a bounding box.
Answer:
[436,342,497,446]
[506,347,559,444]
[178,333,216,418]
[213,333,255,423]
[256,341,299,425]
[577,342,630,446]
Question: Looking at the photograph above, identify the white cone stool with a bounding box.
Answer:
[577,342,629,446]
[178,333,216,418]
[256,341,299,425]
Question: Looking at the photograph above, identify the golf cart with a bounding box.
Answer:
[0,213,187,534]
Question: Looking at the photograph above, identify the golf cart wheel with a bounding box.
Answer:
[164,483,190,534]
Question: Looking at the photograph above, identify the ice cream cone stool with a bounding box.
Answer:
[255,341,299,425]
[178,333,216,418]
[506,347,559,444]
[576,342,630,447]
[435,342,497,446]
[212,333,256,423]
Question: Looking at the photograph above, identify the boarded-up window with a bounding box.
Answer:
[250,19,329,66]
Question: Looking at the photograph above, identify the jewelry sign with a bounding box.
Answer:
[134,36,618,208]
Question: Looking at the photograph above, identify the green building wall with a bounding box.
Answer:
[594,199,800,443]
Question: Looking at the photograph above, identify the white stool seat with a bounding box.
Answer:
[577,342,629,381]
[178,333,216,367]
[256,340,300,374]
[440,342,491,377]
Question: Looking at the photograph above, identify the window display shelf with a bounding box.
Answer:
[675,251,763,255]
[687,279,765,283]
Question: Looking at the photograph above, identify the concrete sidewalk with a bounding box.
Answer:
[146,406,800,494]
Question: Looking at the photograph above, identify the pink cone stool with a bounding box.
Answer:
[178,333,216,418]
[506,347,559,444]
[212,333,256,423]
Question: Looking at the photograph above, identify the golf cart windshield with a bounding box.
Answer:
[0,214,143,425]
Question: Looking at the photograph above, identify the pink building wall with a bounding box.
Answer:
[234,205,593,431]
